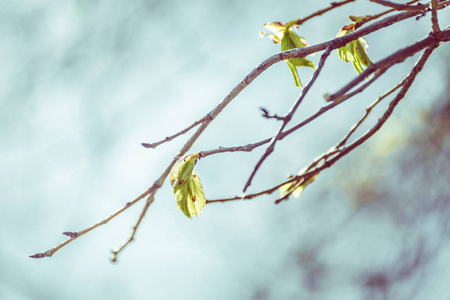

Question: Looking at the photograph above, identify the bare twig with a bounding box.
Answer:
[243,45,334,192]
[142,115,212,149]
[285,0,356,27]
[29,188,152,258]
[431,0,441,34]
[324,68,387,103]
[334,81,404,150]
[370,0,428,11]
[110,193,156,262]
[260,107,286,121]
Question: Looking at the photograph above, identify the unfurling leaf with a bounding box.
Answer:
[280,170,318,199]
[262,22,315,87]
[336,20,372,75]
[170,153,206,219]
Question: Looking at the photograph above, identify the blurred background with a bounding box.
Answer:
[1,0,449,299]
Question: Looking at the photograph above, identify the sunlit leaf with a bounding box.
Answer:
[286,60,302,87]
[355,38,371,66]
[349,15,371,23]
[170,153,205,219]
[336,25,372,74]
[262,22,314,88]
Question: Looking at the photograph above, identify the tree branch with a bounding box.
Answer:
[370,0,428,11]
[142,6,437,155]
[30,2,448,260]
[431,0,441,34]
[29,188,152,258]
[141,115,212,149]
[285,0,356,27]
[208,44,438,205]
[243,45,333,192]
[325,29,450,102]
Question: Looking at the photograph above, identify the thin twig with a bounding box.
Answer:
[431,0,441,34]
[324,68,387,103]
[370,0,428,11]
[285,0,356,27]
[243,45,334,192]
[110,193,156,262]
[260,107,286,121]
[29,188,153,258]
[335,81,404,150]
[354,0,422,30]
[142,115,212,149]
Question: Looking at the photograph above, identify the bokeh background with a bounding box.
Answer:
[2,0,450,299]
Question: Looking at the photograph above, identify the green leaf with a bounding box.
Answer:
[288,30,307,48]
[336,28,372,74]
[349,15,370,23]
[281,30,314,68]
[286,60,302,88]
[280,29,314,87]
[170,153,206,219]
[355,38,372,67]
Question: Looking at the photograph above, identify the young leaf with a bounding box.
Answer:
[336,21,372,75]
[170,153,206,219]
[286,60,302,87]
[349,15,371,23]
[262,22,314,88]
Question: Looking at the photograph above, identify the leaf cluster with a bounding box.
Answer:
[337,17,372,74]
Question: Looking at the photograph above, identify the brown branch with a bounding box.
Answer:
[208,44,438,205]
[145,7,440,157]
[335,81,404,150]
[370,0,428,11]
[29,188,153,258]
[324,68,387,102]
[325,29,450,102]
[431,0,441,34]
[285,0,356,27]
[243,45,334,192]
[360,0,422,27]
[110,193,156,262]
[275,44,438,204]
[141,115,212,149]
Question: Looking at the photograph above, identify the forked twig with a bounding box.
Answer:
[243,45,334,192]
